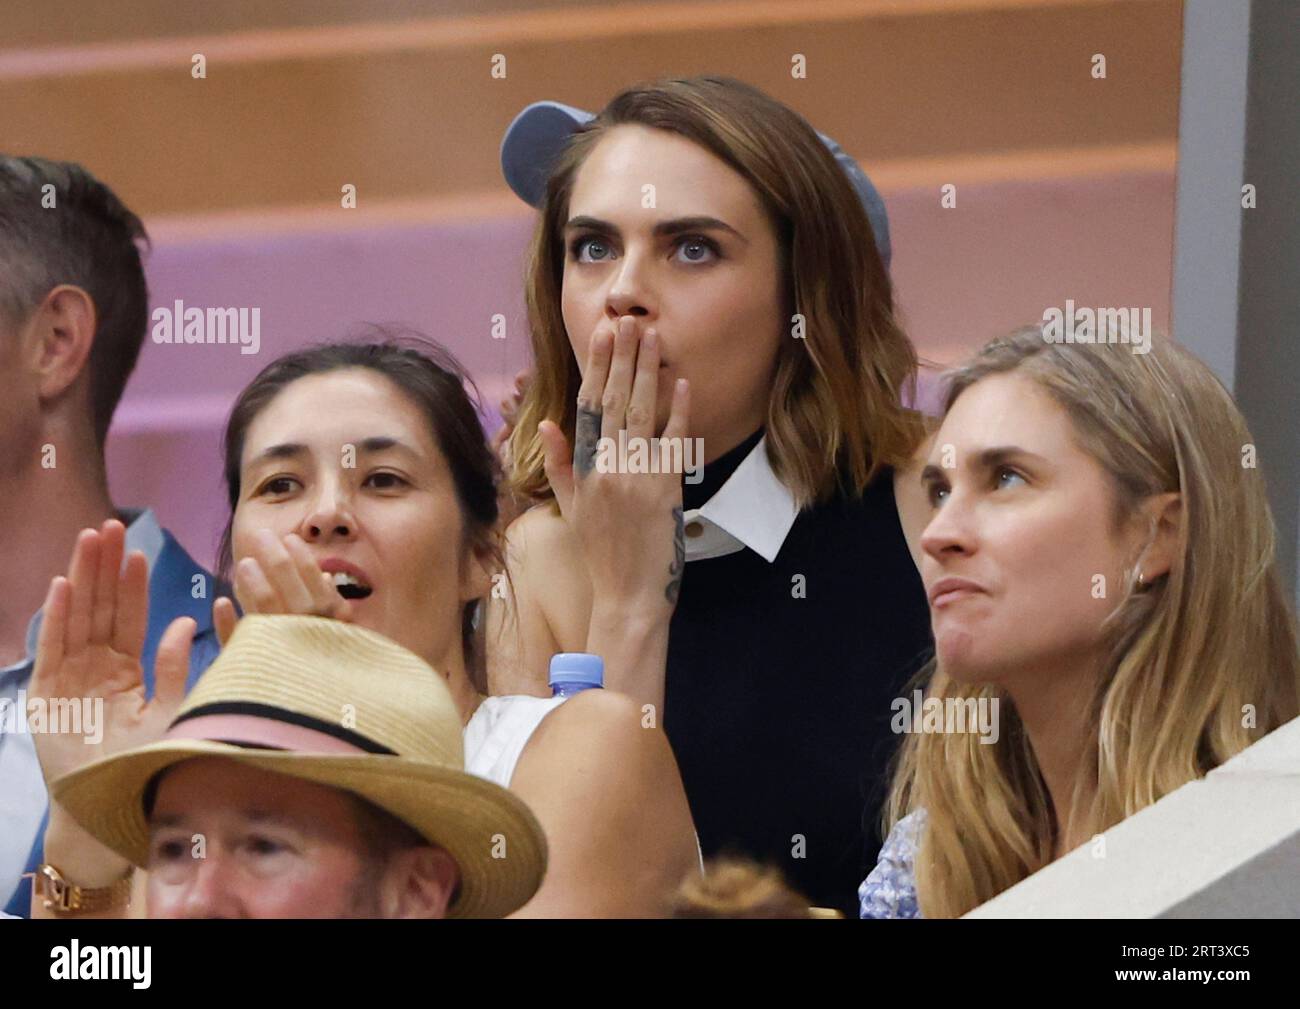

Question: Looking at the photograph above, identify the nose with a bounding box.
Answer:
[604,248,655,321]
[298,477,357,544]
[919,489,978,564]
[178,852,243,919]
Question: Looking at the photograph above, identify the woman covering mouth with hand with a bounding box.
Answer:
[489,76,935,914]
[31,336,700,918]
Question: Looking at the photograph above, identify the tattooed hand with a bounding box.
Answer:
[573,402,602,479]
[666,506,686,605]
[538,314,691,614]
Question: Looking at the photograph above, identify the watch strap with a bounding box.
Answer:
[29,863,132,915]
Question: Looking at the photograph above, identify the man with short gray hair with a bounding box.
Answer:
[0,156,224,915]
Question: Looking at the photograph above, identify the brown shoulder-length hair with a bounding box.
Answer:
[508,75,925,507]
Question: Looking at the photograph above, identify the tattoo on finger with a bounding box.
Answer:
[574,405,602,479]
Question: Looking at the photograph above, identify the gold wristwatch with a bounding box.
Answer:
[29,863,132,915]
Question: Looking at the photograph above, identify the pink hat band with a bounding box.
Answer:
[163,702,394,757]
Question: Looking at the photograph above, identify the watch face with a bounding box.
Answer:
[37,865,71,909]
[34,863,131,913]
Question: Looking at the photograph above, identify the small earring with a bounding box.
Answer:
[1136,570,1145,587]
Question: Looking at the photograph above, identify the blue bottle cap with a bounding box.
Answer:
[548,652,604,688]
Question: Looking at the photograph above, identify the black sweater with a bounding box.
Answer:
[664,431,933,914]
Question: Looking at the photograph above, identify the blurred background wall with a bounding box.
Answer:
[0,0,1183,569]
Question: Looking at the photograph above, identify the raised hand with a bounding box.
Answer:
[30,520,192,788]
[538,314,691,613]
[490,369,533,463]
[213,528,354,647]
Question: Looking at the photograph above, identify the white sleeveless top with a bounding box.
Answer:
[463,694,567,788]
[463,692,707,872]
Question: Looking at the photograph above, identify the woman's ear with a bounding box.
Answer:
[1134,492,1182,583]
[459,536,497,604]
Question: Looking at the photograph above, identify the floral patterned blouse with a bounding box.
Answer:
[859,810,926,919]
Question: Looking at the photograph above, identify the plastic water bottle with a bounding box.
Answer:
[549,653,604,698]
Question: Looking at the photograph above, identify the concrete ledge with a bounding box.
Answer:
[965,715,1300,918]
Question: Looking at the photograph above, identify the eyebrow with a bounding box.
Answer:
[920,446,1047,484]
[564,214,748,244]
[248,442,308,466]
[247,436,420,468]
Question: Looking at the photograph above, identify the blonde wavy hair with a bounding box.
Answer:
[887,326,1300,918]
[508,76,925,506]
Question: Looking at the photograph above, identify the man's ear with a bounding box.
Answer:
[379,846,461,919]
[29,284,98,402]
[1134,491,1182,583]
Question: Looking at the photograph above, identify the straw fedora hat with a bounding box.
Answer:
[51,614,547,919]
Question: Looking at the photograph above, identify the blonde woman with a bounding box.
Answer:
[489,76,935,913]
[860,327,1300,918]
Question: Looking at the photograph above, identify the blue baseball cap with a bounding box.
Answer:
[500,99,892,271]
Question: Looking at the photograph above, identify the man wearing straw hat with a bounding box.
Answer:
[25,530,546,919]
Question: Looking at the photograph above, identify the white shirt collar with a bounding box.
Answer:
[683,435,800,564]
